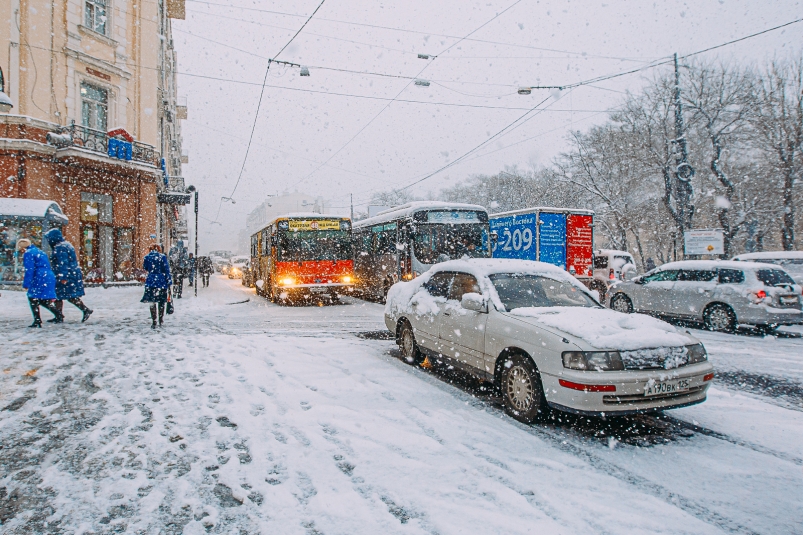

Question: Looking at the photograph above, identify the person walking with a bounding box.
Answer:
[169,240,188,298]
[44,228,93,323]
[187,253,196,287]
[141,244,172,329]
[17,238,61,327]
[198,256,213,287]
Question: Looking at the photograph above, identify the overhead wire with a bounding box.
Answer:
[216,0,328,222]
[291,0,527,189]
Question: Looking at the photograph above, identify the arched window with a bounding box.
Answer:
[0,67,5,93]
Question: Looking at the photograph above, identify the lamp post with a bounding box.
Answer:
[186,186,198,296]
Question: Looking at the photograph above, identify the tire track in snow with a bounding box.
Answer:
[386,352,763,535]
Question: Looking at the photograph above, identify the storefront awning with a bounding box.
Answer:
[0,198,69,224]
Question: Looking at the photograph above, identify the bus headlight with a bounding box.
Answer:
[341,275,353,284]
[280,276,295,286]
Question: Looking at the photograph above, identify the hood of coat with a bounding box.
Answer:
[44,228,65,247]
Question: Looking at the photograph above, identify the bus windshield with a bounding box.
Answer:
[278,230,352,262]
[413,224,489,264]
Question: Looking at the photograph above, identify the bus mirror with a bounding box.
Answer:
[490,231,498,243]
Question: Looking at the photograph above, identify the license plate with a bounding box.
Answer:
[780,296,798,305]
[644,378,690,397]
[309,287,328,293]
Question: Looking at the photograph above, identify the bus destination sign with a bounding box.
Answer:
[288,219,341,231]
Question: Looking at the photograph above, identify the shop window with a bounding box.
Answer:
[81,82,108,131]
[115,228,134,279]
[0,219,43,282]
[85,0,108,35]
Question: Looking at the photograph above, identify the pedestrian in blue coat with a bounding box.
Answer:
[141,244,172,328]
[44,228,93,323]
[17,238,62,327]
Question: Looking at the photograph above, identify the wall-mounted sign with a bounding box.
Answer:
[684,229,724,255]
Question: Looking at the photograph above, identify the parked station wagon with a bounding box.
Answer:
[608,260,803,333]
[385,259,713,422]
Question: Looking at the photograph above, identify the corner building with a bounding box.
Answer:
[0,0,187,281]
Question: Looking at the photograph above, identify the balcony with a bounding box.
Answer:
[48,124,158,166]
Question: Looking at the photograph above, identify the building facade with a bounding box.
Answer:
[0,0,187,281]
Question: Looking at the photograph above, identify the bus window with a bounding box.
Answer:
[413,224,488,264]
[278,230,352,262]
[357,232,373,254]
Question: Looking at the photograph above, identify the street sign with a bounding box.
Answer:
[684,229,724,255]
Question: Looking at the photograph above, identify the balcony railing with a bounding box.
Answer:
[50,124,158,166]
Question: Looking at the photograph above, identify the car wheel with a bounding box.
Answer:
[398,321,423,365]
[610,293,633,313]
[500,353,548,424]
[704,303,736,332]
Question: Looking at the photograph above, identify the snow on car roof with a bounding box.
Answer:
[596,249,634,257]
[657,259,783,271]
[354,201,487,228]
[732,251,803,260]
[429,258,573,278]
[491,206,594,218]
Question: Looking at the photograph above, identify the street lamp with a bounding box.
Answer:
[186,185,198,296]
[222,196,236,204]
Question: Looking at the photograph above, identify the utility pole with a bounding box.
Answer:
[194,189,198,297]
[672,53,695,256]
[350,193,354,221]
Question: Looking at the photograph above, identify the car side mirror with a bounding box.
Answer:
[461,292,486,312]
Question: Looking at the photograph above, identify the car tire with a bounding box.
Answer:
[499,353,548,424]
[610,293,633,313]
[704,303,736,332]
[398,320,423,365]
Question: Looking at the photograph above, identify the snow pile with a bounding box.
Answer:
[509,307,692,350]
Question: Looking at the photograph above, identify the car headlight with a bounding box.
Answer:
[686,343,707,364]
[562,351,624,371]
[280,276,295,286]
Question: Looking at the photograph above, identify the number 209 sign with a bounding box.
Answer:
[491,214,536,258]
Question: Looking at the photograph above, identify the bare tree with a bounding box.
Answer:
[684,62,754,256]
[750,57,803,250]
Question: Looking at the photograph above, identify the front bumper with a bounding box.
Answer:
[278,282,355,290]
[541,362,714,416]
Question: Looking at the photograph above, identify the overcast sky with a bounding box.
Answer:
[173,0,803,252]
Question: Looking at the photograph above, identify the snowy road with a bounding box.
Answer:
[1,276,801,534]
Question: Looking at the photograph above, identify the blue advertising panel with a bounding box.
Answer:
[490,213,537,260]
[538,212,567,268]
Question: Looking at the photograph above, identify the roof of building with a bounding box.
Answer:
[0,198,68,223]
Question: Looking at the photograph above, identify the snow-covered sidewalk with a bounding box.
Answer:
[0,277,801,534]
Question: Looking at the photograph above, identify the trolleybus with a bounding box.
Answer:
[250,214,355,303]
[353,201,492,300]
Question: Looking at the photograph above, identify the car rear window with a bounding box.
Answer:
[756,269,795,287]
[718,269,745,284]
[677,270,717,282]
[594,256,608,269]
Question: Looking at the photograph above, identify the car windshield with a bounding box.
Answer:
[490,273,598,311]
[278,230,352,262]
[413,223,489,264]
[756,269,795,287]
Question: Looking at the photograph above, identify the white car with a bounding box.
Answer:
[732,251,803,285]
[227,255,250,279]
[385,259,713,422]
[589,249,638,301]
[609,260,803,332]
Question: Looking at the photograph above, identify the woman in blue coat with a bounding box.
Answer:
[44,228,93,323]
[17,238,62,327]
[141,244,172,328]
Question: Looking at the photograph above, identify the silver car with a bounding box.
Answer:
[385,259,713,423]
[608,260,803,332]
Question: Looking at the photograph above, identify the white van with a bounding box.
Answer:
[731,251,803,285]
[591,249,637,301]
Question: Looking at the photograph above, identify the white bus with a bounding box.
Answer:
[353,201,492,300]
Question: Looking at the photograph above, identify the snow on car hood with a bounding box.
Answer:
[507,306,693,351]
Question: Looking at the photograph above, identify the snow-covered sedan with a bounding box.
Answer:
[385,259,714,423]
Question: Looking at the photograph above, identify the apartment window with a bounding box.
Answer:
[81,82,108,131]
[85,0,108,35]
